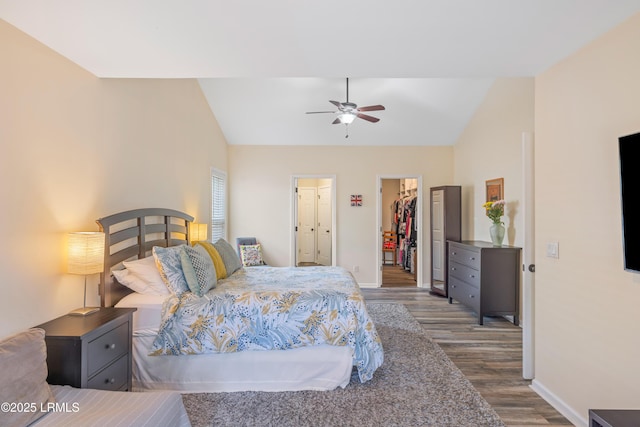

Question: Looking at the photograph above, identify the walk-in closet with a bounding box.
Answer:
[381,178,418,287]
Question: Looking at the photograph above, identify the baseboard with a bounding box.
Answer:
[358,282,429,289]
[530,379,587,427]
[357,282,379,288]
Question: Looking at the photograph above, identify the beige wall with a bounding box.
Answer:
[0,20,227,338]
[228,145,454,285]
[533,13,640,423]
[454,78,535,247]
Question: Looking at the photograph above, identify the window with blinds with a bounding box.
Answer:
[211,168,227,242]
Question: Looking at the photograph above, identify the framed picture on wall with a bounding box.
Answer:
[485,178,504,202]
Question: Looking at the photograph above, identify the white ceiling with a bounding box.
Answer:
[2,1,639,146]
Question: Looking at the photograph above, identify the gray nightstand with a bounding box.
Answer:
[35,307,136,391]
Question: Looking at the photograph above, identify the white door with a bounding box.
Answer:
[522,132,535,379]
[297,187,317,264]
[432,189,445,281]
[317,185,332,266]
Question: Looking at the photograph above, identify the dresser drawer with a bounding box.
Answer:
[449,245,481,269]
[87,323,128,376]
[449,261,480,288]
[449,277,480,312]
[87,355,128,391]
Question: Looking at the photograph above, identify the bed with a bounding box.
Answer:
[97,208,383,393]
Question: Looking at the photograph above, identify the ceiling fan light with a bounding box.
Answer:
[338,112,356,124]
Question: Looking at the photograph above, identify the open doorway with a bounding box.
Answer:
[378,176,422,287]
[291,175,336,267]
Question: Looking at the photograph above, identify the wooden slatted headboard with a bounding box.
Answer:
[96,208,194,307]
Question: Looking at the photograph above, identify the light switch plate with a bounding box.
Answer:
[546,242,559,259]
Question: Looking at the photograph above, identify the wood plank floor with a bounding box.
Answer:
[361,286,573,427]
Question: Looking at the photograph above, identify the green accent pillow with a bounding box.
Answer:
[213,238,242,277]
[181,245,217,297]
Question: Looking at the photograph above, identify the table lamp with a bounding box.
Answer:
[67,231,105,316]
[189,223,208,244]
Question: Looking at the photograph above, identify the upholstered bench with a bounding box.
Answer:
[0,328,191,427]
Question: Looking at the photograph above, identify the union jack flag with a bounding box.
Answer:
[350,194,362,207]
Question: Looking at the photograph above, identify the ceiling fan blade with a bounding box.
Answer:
[306,111,336,114]
[332,117,342,125]
[357,113,380,123]
[357,105,385,112]
[329,100,342,108]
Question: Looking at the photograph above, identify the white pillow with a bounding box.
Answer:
[112,257,169,296]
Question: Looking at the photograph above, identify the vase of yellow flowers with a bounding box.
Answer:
[483,199,505,246]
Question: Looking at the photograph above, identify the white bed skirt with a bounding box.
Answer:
[117,292,355,393]
[132,330,354,393]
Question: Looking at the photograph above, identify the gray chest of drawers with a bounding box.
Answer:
[36,307,137,391]
[447,241,521,326]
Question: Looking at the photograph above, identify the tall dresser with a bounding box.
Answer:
[429,186,461,297]
[447,240,521,325]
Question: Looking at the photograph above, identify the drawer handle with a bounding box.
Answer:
[106,343,116,350]
[105,378,116,384]
[451,267,456,271]
[469,275,475,279]
[469,294,475,298]
[451,251,457,255]
[451,284,456,288]
[469,257,476,261]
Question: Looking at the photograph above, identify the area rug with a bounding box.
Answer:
[182,303,504,427]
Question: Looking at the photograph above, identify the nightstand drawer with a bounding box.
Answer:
[449,245,480,269]
[449,261,480,288]
[87,355,128,391]
[449,277,480,312]
[87,323,128,376]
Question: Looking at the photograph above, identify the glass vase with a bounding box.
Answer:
[490,223,505,246]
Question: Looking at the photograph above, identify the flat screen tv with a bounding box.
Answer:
[619,131,640,272]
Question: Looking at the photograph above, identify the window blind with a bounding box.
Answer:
[211,168,227,242]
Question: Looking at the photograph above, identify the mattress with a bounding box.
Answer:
[115,292,354,392]
[33,385,191,426]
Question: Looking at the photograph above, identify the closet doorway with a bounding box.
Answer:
[377,176,423,287]
[291,175,336,267]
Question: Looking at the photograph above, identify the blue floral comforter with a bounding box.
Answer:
[150,266,384,383]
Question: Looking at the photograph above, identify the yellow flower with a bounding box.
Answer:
[483,199,506,225]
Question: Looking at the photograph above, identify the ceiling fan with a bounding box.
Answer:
[306,78,385,128]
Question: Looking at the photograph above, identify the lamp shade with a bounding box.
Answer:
[189,223,208,243]
[67,232,105,275]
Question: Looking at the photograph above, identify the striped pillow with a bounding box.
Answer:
[195,241,227,280]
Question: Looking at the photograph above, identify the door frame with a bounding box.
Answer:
[522,132,535,379]
[376,175,423,288]
[290,175,337,267]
